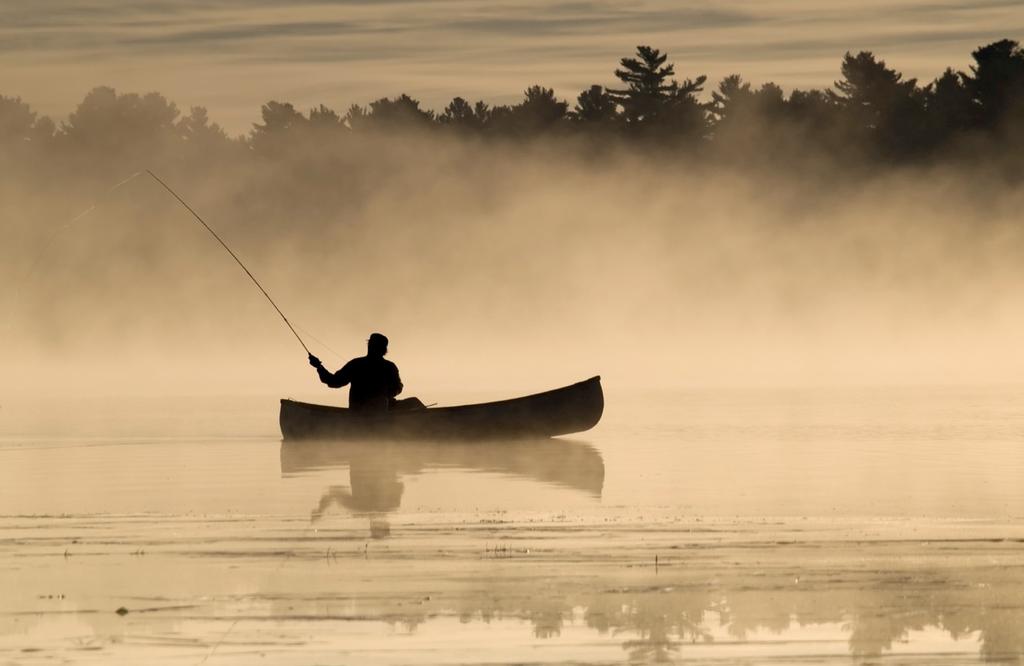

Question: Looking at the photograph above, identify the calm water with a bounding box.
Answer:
[3,385,1024,663]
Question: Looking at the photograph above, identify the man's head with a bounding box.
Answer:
[367,332,389,357]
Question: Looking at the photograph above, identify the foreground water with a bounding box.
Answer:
[2,385,1024,664]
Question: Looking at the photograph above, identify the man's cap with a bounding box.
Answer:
[368,332,389,346]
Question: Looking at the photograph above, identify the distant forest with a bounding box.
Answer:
[2,38,1024,175]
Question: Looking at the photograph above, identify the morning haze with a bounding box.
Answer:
[4,3,1024,664]
[4,33,1024,397]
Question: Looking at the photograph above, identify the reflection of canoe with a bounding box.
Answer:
[280,437,605,498]
[280,376,603,441]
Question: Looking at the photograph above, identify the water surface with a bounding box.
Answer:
[3,386,1024,663]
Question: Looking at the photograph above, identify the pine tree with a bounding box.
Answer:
[572,85,619,124]
[966,39,1024,128]
[608,46,708,139]
[609,46,677,123]
[829,51,926,157]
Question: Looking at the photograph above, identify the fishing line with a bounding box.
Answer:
[9,170,313,355]
[143,170,311,355]
[8,171,146,304]
[66,171,147,227]
[2,172,149,342]
[293,322,343,362]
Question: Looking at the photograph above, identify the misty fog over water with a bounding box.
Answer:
[5,31,1024,664]
[5,140,1024,398]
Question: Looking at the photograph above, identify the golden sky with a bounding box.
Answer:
[1,0,1021,134]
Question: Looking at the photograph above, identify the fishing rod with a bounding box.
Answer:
[142,170,311,355]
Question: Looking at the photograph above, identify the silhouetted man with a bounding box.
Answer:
[309,333,420,412]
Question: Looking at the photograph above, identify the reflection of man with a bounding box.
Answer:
[311,469,405,518]
[309,333,423,412]
[310,477,400,538]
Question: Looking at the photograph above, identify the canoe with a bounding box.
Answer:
[280,376,603,440]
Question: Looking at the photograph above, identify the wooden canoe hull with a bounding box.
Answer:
[280,376,603,440]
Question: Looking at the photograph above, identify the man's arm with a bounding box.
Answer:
[309,355,352,389]
[388,362,404,398]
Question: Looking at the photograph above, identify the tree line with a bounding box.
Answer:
[2,39,1023,172]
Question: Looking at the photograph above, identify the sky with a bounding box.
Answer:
[1,0,1021,134]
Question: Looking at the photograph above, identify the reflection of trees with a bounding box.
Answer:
[618,571,1024,661]
[384,566,1024,661]
[586,589,716,662]
[847,609,931,657]
[937,583,1024,661]
[15,550,1024,663]
[526,598,568,639]
[20,558,1022,662]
